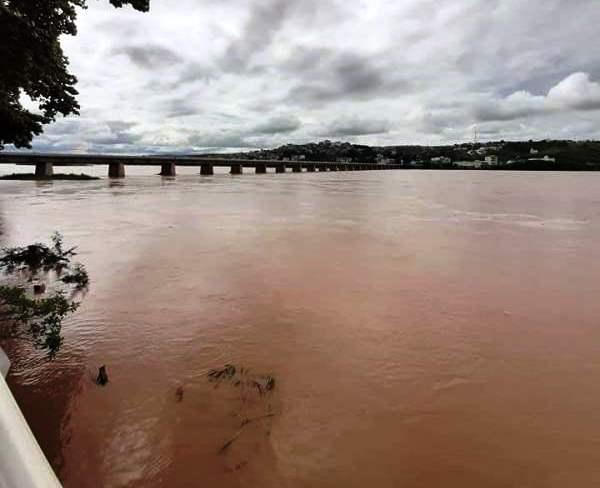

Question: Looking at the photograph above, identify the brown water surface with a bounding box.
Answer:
[2,169,600,487]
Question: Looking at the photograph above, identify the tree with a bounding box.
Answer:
[0,0,149,150]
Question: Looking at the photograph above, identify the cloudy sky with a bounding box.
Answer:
[25,0,600,153]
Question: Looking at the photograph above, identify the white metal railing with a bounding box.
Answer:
[0,347,62,488]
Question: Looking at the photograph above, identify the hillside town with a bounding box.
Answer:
[215,139,600,170]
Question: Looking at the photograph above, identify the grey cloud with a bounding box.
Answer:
[176,62,214,85]
[219,0,341,74]
[113,45,182,69]
[284,50,409,104]
[90,120,142,145]
[415,109,466,135]
[253,115,301,135]
[187,132,258,149]
[89,133,142,145]
[321,118,391,137]
[163,98,200,118]
[219,0,291,73]
[106,121,137,133]
[473,101,543,123]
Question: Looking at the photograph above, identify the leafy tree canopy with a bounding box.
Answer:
[0,0,149,149]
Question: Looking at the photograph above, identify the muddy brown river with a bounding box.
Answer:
[1,168,600,487]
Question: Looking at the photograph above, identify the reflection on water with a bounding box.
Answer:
[2,170,600,487]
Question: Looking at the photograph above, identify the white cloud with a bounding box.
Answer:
[547,72,600,110]
[473,72,600,124]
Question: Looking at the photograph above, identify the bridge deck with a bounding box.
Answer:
[0,153,400,169]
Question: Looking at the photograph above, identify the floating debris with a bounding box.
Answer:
[207,364,275,394]
[219,429,243,454]
[208,363,236,382]
[33,282,46,294]
[175,385,184,402]
[96,365,109,386]
[253,375,275,395]
[225,460,249,473]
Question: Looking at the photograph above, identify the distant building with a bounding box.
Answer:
[456,161,482,168]
[375,154,394,164]
[336,157,352,163]
[430,156,452,165]
[529,155,556,163]
[530,148,539,155]
[485,155,499,165]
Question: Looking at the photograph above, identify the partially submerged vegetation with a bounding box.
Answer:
[207,364,277,454]
[0,173,99,181]
[208,364,276,396]
[0,233,89,356]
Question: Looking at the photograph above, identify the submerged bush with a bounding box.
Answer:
[60,263,90,290]
[0,232,76,275]
[0,233,89,357]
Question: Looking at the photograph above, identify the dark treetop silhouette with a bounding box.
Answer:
[0,0,149,150]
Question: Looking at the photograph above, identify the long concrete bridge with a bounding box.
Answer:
[0,153,401,178]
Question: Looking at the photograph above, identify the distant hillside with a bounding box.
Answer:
[202,139,600,170]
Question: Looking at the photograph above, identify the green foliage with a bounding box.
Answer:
[0,286,78,356]
[0,0,148,149]
[0,232,76,274]
[60,263,89,289]
[0,233,89,357]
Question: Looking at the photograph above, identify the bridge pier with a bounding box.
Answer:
[200,163,214,175]
[35,162,53,178]
[306,164,316,172]
[160,163,176,176]
[292,165,302,173]
[230,163,243,175]
[108,162,125,178]
[255,163,267,174]
[275,163,286,173]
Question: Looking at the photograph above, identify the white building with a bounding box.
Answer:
[485,155,499,165]
[529,155,556,163]
[456,161,482,168]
